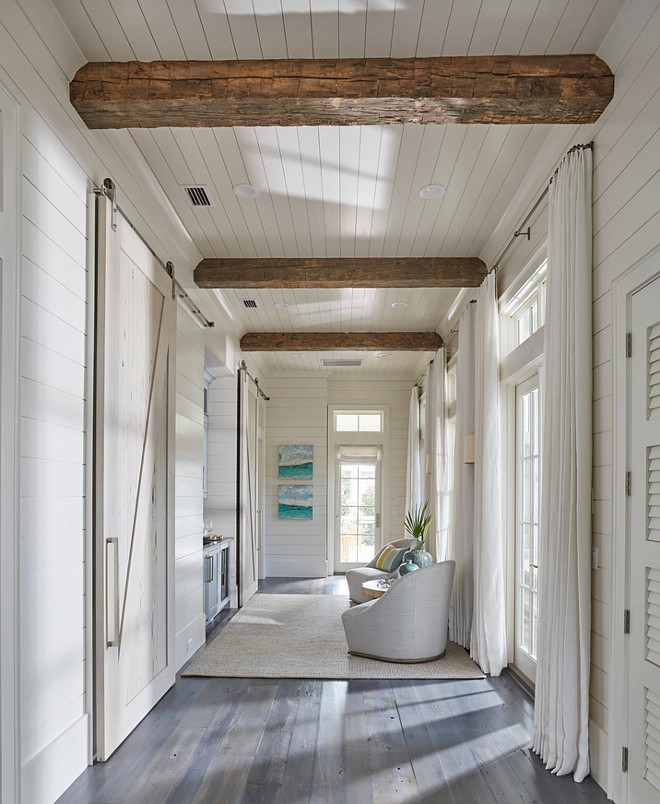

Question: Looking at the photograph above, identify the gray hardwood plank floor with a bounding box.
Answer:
[57,577,609,803]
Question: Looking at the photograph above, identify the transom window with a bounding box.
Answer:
[335,411,383,432]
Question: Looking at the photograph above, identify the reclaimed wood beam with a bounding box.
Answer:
[240,332,443,351]
[70,55,613,129]
[194,257,487,289]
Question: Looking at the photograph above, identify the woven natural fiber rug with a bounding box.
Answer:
[183,593,484,680]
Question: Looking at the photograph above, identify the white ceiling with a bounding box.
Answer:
[54,0,625,379]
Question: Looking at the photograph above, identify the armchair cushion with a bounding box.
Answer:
[374,545,408,572]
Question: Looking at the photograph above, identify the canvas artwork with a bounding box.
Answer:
[279,485,313,520]
[278,445,313,479]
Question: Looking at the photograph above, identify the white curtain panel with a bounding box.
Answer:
[471,272,507,676]
[449,303,476,648]
[425,348,451,562]
[405,385,423,518]
[532,146,592,782]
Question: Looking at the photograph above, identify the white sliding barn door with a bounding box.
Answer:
[238,370,259,606]
[95,194,175,761]
[629,269,660,802]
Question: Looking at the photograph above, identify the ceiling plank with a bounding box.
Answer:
[70,54,614,128]
[240,331,443,351]
[194,257,488,288]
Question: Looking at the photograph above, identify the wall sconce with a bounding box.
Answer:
[464,434,475,464]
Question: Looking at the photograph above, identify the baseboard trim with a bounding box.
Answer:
[175,613,205,672]
[589,719,609,796]
[504,664,535,700]
[21,715,89,804]
[266,558,328,577]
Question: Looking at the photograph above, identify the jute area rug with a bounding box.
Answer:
[183,593,484,680]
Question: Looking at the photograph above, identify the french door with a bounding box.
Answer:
[514,375,541,681]
[335,449,382,571]
[95,193,176,760]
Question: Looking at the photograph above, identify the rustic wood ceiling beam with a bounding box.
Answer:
[194,257,487,289]
[240,332,443,352]
[70,55,613,128]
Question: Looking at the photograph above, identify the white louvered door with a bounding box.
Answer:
[629,271,660,803]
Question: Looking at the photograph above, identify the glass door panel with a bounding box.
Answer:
[515,377,540,681]
[336,459,380,569]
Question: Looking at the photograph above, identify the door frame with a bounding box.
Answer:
[334,451,383,571]
[0,76,21,804]
[611,242,660,803]
[326,405,389,574]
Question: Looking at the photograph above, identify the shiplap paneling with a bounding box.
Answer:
[0,2,229,801]
[263,376,412,576]
[264,377,328,577]
[204,375,239,606]
[477,3,660,790]
[174,314,206,669]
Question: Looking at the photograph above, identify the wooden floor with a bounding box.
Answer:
[57,577,608,804]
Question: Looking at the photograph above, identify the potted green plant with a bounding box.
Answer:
[401,502,433,570]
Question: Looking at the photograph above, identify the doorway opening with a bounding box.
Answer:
[337,450,381,570]
[327,406,389,574]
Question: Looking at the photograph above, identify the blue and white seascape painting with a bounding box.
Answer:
[278,445,313,479]
[279,485,313,520]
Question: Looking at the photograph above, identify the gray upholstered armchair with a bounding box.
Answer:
[341,560,455,663]
[345,538,420,604]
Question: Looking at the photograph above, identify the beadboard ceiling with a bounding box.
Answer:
[55,0,625,379]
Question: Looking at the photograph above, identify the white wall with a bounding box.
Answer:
[0,3,238,801]
[263,376,412,577]
[327,379,410,543]
[204,375,239,604]
[174,315,206,669]
[475,2,660,791]
[265,378,328,577]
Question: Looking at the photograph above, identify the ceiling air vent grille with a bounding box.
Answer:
[181,185,215,207]
[322,359,363,367]
[242,299,258,308]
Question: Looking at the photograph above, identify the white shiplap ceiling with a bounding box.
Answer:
[54,0,625,378]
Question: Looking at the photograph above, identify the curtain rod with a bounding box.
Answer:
[95,178,215,329]
[490,142,593,273]
[238,360,270,401]
[446,141,594,341]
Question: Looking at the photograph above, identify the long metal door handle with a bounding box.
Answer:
[106,537,119,647]
[209,554,214,582]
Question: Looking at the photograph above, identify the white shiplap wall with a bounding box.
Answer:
[204,376,239,606]
[19,95,89,804]
[264,378,328,577]
[174,315,206,670]
[263,377,412,576]
[327,379,411,545]
[471,2,660,791]
[0,3,229,802]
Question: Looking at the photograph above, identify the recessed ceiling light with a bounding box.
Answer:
[377,352,391,358]
[419,183,446,199]
[391,301,408,309]
[274,302,290,310]
[233,183,260,198]
[292,353,303,358]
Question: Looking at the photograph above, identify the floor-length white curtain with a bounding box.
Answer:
[532,145,592,782]
[425,348,451,562]
[449,281,506,676]
[405,385,423,518]
[449,304,476,648]
[471,272,506,676]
